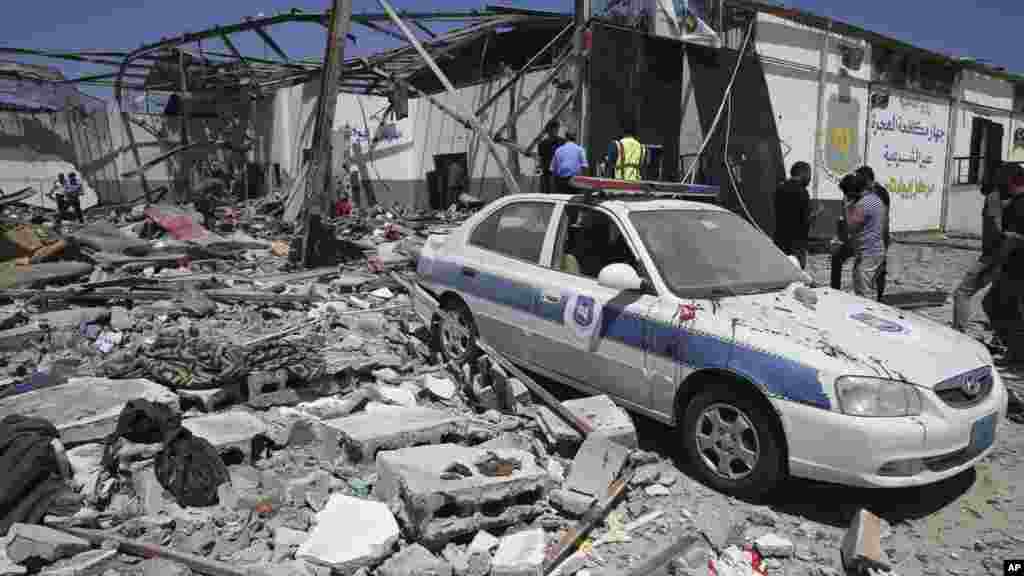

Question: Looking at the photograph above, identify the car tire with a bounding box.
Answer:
[433,298,480,365]
[682,386,785,498]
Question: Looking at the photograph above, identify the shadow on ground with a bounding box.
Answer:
[525,368,977,530]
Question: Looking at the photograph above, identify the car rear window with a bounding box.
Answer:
[469,201,554,263]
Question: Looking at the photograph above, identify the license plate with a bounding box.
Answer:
[969,413,998,455]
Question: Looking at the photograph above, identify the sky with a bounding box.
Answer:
[0,0,1021,101]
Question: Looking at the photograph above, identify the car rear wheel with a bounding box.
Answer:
[682,387,784,497]
[434,298,479,365]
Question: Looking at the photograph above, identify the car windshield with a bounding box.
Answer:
[629,209,807,297]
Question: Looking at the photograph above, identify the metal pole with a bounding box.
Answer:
[492,48,575,138]
[574,0,589,152]
[377,0,520,196]
[811,18,831,203]
[941,69,963,232]
[178,49,192,203]
[302,0,352,267]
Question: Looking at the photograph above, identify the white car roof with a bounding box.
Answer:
[501,193,730,216]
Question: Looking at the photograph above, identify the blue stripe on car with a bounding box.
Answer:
[421,257,830,409]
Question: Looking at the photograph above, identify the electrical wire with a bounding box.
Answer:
[721,56,764,235]
[682,18,755,184]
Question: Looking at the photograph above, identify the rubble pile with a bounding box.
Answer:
[0,200,897,576]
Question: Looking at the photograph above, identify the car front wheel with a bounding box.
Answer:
[433,298,479,365]
[682,387,784,498]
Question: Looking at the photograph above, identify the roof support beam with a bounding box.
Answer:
[253,26,291,62]
[377,0,520,196]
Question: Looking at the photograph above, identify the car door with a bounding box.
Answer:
[529,203,658,409]
[458,199,556,363]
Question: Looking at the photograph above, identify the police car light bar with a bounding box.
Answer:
[569,176,720,203]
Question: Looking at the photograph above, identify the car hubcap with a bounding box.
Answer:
[440,309,472,359]
[695,403,760,481]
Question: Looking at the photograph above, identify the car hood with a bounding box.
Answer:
[708,284,991,388]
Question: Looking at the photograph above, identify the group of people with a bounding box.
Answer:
[775,162,891,299]
[775,159,1024,366]
[47,173,84,225]
[537,120,648,194]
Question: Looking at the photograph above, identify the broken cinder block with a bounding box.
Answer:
[491,528,546,576]
[533,395,637,457]
[324,407,470,463]
[374,444,548,548]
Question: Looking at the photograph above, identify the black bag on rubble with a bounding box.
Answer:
[155,428,229,508]
[102,399,182,473]
[0,415,61,533]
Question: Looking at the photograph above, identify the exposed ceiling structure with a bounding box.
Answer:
[0,6,571,102]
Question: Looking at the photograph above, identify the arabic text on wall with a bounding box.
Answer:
[871,112,946,144]
[885,176,935,200]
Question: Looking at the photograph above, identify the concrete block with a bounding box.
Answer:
[178,389,223,413]
[564,435,630,499]
[324,407,470,463]
[0,377,179,446]
[183,411,269,460]
[284,470,331,511]
[491,528,546,576]
[841,509,888,573]
[375,384,418,407]
[374,444,548,547]
[140,558,192,576]
[468,531,499,554]
[548,489,595,518]
[39,549,117,576]
[296,494,399,574]
[378,544,452,576]
[753,533,794,558]
[533,396,637,456]
[423,374,456,400]
[274,528,311,549]
[5,524,90,565]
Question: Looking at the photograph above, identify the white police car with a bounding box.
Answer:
[415,177,1008,497]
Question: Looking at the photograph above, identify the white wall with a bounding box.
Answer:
[755,13,872,203]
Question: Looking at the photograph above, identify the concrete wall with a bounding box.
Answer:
[754,13,872,236]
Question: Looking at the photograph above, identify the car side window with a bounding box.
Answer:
[469,201,554,263]
[551,205,642,280]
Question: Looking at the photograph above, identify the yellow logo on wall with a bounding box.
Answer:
[830,127,851,155]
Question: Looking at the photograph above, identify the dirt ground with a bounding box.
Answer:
[569,241,1024,576]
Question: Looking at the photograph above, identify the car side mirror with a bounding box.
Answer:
[598,263,644,291]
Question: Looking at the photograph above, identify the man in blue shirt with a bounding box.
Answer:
[550,131,588,194]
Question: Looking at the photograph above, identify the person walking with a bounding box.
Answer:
[606,121,645,181]
[550,131,588,195]
[985,164,1024,365]
[842,172,886,298]
[953,163,1018,335]
[537,121,564,194]
[854,166,891,300]
[773,161,812,269]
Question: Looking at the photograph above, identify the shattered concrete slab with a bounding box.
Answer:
[39,549,117,576]
[324,407,470,462]
[0,377,179,445]
[5,524,90,565]
[491,528,546,576]
[535,396,637,456]
[375,444,548,547]
[183,411,269,460]
[563,435,630,499]
[296,494,400,574]
[378,543,452,576]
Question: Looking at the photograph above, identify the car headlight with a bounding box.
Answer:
[834,376,923,417]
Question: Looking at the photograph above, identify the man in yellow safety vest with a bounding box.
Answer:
[606,122,645,181]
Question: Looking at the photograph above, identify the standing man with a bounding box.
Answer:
[830,178,862,290]
[64,173,84,223]
[537,121,564,194]
[986,164,1024,365]
[773,161,812,269]
[47,174,68,227]
[855,166,891,300]
[550,131,589,195]
[843,172,886,298]
[606,121,645,181]
[954,163,1017,334]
